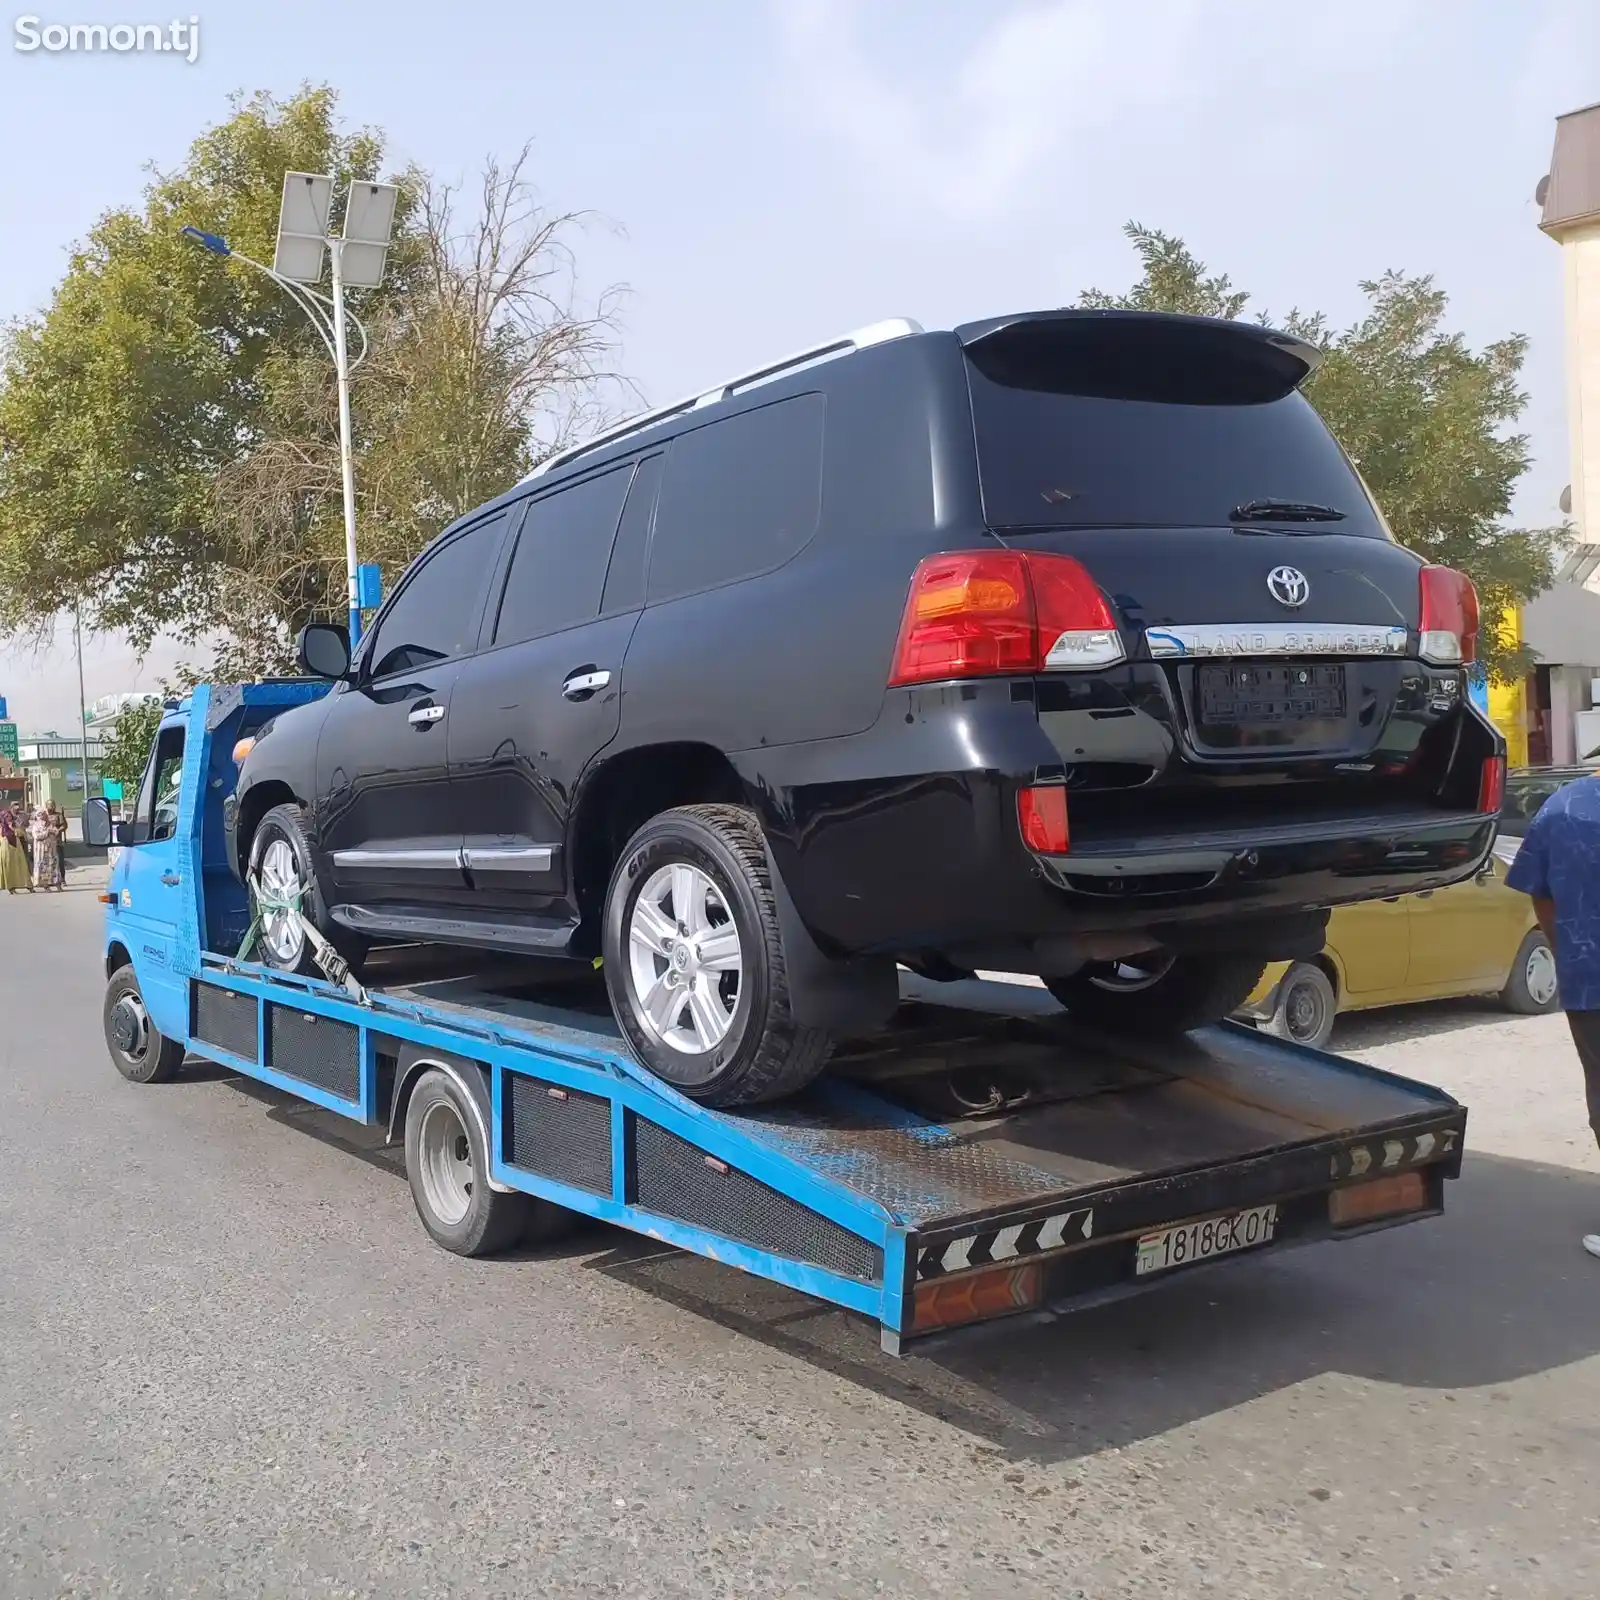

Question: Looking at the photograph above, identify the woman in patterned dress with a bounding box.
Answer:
[29,806,61,891]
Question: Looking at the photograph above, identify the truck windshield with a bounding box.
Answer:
[964,319,1389,538]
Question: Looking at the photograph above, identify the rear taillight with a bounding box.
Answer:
[1478,755,1505,814]
[889,551,1123,687]
[1418,565,1480,666]
[1017,785,1070,854]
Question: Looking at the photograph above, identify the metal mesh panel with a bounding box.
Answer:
[191,983,259,1064]
[631,1118,882,1283]
[503,1072,612,1196]
[265,1006,361,1102]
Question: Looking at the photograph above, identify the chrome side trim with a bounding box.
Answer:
[331,848,465,869]
[461,846,554,872]
[1145,624,1410,659]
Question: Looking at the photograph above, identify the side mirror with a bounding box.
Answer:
[297,622,352,681]
[82,796,113,849]
[114,820,135,846]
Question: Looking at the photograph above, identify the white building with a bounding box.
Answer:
[1519,103,1600,764]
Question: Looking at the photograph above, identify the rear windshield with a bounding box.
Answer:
[965,320,1389,536]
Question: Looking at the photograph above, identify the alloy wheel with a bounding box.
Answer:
[1086,953,1177,994]
[258,837,306,967]
[625,862,744,1060]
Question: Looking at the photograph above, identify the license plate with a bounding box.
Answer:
[1134,1204,1277,1277]
[1199,662,1346,724]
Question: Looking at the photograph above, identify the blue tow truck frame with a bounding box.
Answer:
[95,682,1469,1354]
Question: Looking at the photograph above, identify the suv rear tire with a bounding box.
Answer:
[247,802,367,977]
[602,804,833,1106]
[1046,952,1268,1036]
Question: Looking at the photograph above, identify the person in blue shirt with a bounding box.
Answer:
[1506,773,1600,1260]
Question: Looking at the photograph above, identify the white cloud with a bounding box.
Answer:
[770,0,1429,222]
[772,0,1202,220]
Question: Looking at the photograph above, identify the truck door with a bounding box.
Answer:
[114,719,190,1040]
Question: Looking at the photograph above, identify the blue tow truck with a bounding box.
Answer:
[90,681,1468,1354]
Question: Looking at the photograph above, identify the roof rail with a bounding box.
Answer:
[522,317,924,482]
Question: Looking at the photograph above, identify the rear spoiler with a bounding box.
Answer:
[955,309,1323,402]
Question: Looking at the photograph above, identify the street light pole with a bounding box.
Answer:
[327,238,361,644]
[74,602,91,817]
[180,174,395,650]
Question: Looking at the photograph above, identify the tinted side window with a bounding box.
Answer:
[367,513,507,678]
[493,465,632,647]
[648,394,825,603]
[133,724,184,845]
[600,453,663,616]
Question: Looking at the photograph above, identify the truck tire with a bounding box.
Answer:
[104,964,185,1084]
[1260,961,1338,1049]
[1500,929,1560,1015]
[247,802,367,977]
[602,804,834,1106]
[404,1069,541,1256]
[1046,952,1269,1036]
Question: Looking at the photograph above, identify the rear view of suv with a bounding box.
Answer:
[229,309,1502,1106]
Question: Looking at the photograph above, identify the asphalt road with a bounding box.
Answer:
[2,880,1598,1598]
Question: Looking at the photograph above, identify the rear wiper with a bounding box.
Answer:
[1231,499,1346,523]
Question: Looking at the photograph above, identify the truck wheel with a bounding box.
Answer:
[404,1069,541,1257]
[248,802,366,977]
[1046,952,1269,1035]
[602,804,833,1106]
[104,964,185,1084]
[1260,961,1338,1049]
[1501,929,1560,1015]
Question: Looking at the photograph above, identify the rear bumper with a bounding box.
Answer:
[734,677,1498,959]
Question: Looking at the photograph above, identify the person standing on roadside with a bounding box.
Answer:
[28,806,61,892]
[0,806,31,894]
[12,802,33,881]
[47,800,68,887]
[1505,771,1600,1259]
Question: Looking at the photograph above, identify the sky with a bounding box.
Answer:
[0,0,1596,731]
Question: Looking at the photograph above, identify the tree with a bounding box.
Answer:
[0,88,624,676]
[1080,224,1565,681]
[102,696,163,792]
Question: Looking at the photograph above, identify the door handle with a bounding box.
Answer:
[1414,889,1434,899]
[160,871,181,886]
[407,704,445,726]
[562,669,611,701]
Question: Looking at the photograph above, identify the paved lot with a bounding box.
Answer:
[1,879,1597,1598]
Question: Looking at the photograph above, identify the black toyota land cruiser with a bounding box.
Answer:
[228,309,1501,1105]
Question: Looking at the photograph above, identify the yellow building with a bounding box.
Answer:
[1487,610,1530,768]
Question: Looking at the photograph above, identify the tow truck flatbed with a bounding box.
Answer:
[95,684,1467,1354]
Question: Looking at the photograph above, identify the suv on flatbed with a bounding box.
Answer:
[229,309,1502,1106]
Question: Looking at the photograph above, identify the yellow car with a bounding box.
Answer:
[1237,765,1582,1047]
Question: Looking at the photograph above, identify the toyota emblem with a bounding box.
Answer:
[1267,565,1310,607]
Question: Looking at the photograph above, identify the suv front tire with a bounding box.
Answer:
[247,802,367,977]
[601,805,832,1106]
